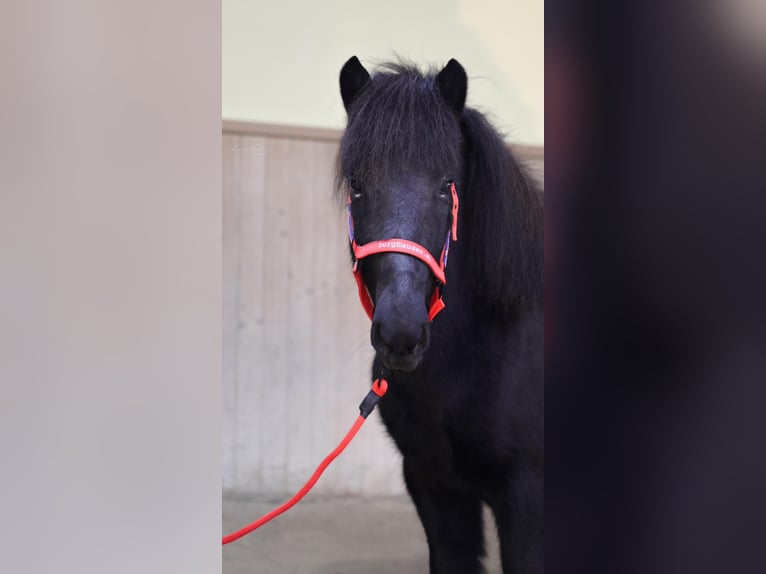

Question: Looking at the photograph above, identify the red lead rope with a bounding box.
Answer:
[222,378,389,545]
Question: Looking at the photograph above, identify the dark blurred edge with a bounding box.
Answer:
[546,1,766,573]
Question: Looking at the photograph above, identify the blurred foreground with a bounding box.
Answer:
[547,1,766,573]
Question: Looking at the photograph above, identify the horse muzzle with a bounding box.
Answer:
[370,289,431,372]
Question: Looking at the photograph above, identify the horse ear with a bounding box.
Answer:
[340,56,370,112]
[436,58,467,114]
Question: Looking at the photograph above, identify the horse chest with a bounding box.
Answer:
[379,382,508,491]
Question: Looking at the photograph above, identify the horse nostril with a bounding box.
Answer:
[418,326,430,350]
[372,322,383,346]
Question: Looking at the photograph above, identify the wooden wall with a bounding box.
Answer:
[222,121,543,497]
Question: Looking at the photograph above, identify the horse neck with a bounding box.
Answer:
[444,204,543,322]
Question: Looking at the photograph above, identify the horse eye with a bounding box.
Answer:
[439,180,454,198]
[348,177,363,199]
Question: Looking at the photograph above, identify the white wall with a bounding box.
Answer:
[222,127,407,497]
[223,0,544,145]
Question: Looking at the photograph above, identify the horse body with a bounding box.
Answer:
[376,270,543,574]
[337,57,543,574]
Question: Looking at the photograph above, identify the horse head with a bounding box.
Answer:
[338,56,467,372]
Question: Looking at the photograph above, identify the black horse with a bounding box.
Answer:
[337,57,543,574]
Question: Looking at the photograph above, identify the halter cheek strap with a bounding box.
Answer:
[347,182,459,322]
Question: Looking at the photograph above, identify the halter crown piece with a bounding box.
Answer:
[346,182,459,322]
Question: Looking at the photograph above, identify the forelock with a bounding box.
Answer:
[336,61,463,192]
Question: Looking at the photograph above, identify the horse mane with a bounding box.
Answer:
[459,108,543,315]
[334,60,543,315]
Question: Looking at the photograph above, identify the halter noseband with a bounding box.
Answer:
[346,182,459,322]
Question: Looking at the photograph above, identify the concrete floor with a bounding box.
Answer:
[223,496,502,574]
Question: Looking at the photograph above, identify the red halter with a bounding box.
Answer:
[347,182,459,322]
